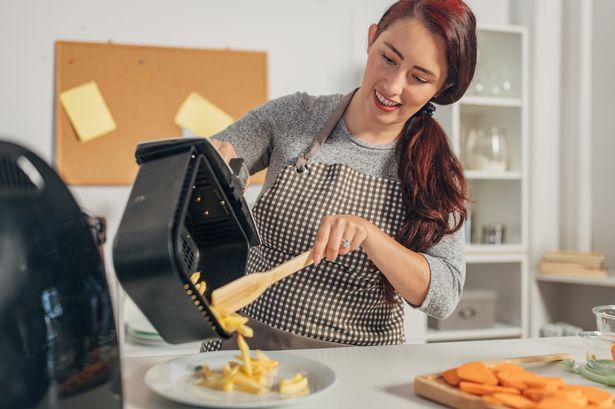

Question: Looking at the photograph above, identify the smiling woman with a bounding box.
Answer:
[203,0,477,352]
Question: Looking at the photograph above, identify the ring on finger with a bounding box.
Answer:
[341,238,351,249]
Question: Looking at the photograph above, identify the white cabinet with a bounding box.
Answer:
[416,25,530,343]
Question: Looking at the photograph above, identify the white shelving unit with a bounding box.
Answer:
[531,273,615,336]
[419,25,529,343]
[535,274,615,288]
[426,322,523,342]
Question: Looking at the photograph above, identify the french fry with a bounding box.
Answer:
[190,272,200,284]
[279,373,309,395]
[233,371,268,394]
[237,334,253,377]
[209,305,254,338]
[195,308,306,396]
[201,363,212,378]
[195,281,206,295]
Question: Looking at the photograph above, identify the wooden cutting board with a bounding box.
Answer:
[413,353,614,409]
[415,372,506,409]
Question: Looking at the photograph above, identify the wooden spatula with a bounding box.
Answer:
[211,250,314,314]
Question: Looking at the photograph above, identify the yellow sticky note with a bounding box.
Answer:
[174,92,233,137]
[59,81,117,142]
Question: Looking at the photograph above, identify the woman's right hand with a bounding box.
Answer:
[210,139,238,164]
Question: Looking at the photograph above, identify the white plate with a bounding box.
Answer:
[145,351,336,408]
[126,317,160,336]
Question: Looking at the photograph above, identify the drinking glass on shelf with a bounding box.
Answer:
[469,68,486,96]
[489,70,502,96]
[463,128,481,169]
[482,224,505,245]
[497,68,514,97]
[472,127,508,171]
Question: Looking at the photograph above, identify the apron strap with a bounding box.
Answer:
[295,88,358,172]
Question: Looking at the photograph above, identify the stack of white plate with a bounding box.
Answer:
[125,317,167,346]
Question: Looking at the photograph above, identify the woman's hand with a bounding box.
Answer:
[311,215,373,264]
[210,139,237,164]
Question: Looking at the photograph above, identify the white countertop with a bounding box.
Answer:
[121,337,601,409]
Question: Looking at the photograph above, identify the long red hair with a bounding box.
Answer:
[373,0,477,299]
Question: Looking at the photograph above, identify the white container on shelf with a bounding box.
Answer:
[428,290,497,331]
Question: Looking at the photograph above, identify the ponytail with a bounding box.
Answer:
[381,113,467,302]
[372,0,476,303]
[395,113,467,251]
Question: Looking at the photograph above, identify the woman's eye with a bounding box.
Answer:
[413,75,428,84]
[382,53,395,65]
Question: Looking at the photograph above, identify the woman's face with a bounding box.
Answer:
[360,17,448,130]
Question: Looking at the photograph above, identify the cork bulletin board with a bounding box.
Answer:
[54,41,268,185]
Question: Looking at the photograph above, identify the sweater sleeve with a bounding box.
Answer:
[211,105,273,175]
[211,93,305,175]
[408,220,466,319]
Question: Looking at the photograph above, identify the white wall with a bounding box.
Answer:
[591,0,615,268]
[0,0,511,344]
[510,0,564,336]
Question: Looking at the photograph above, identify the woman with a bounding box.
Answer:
[204,0,476,350]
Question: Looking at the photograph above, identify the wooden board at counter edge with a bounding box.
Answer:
[54,40,268,185]
[414,373,505,409]
[415,373,615,409]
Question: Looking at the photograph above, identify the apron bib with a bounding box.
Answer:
[202,91,406,351]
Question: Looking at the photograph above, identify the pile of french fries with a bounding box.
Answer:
[194,301,309,395]
[189,272,206,295]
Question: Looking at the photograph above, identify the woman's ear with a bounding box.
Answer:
[367,24,378,53]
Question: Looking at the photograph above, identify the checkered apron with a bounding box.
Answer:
[202,91,406,351]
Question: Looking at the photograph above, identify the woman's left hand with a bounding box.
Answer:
[311,215,373,264]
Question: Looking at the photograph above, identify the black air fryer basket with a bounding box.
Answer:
[113,137,260,344]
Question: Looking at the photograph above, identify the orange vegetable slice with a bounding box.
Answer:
[442,367,461,386]
[495,370,529,390]
[521,374,564,391]
[492,363,525,373]
[490,392,535,409]
[562,385,614,408]
[534,396,590,409]
[457,361,498,386]
[459,381,521,396]
[482,394,504,405]
[523,388,587,406]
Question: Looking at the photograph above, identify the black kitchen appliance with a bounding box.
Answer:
[0,141,122,409]
[113,137,260,344]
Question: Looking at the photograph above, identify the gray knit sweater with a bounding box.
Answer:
[213,92,465,319]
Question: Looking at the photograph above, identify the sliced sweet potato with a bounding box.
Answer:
[495,370,529,390]
[492,363,525,373]
[459,381,521,396]
[562,385,614,408]
[490,392,535,409]
[442,367,461,386]
[611,343,615,361]
[457,361,498,386]
[522,375,564,391]
[535,396,590,409]
[500,371,564,391]
[523,388,587,406]
[482,394,504,405]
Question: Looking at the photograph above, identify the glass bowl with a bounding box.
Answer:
[578,331,615,375]
[593,305,615,334]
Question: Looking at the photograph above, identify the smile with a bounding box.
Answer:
[374,90,401,110]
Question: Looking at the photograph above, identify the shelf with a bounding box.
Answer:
[466,253,526,264]
[465,170,522,180]
[461,95,522,107]
[426,322,522,342]
[535,274,615,287]
[477,24,528,35]
[466,244,526,254]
